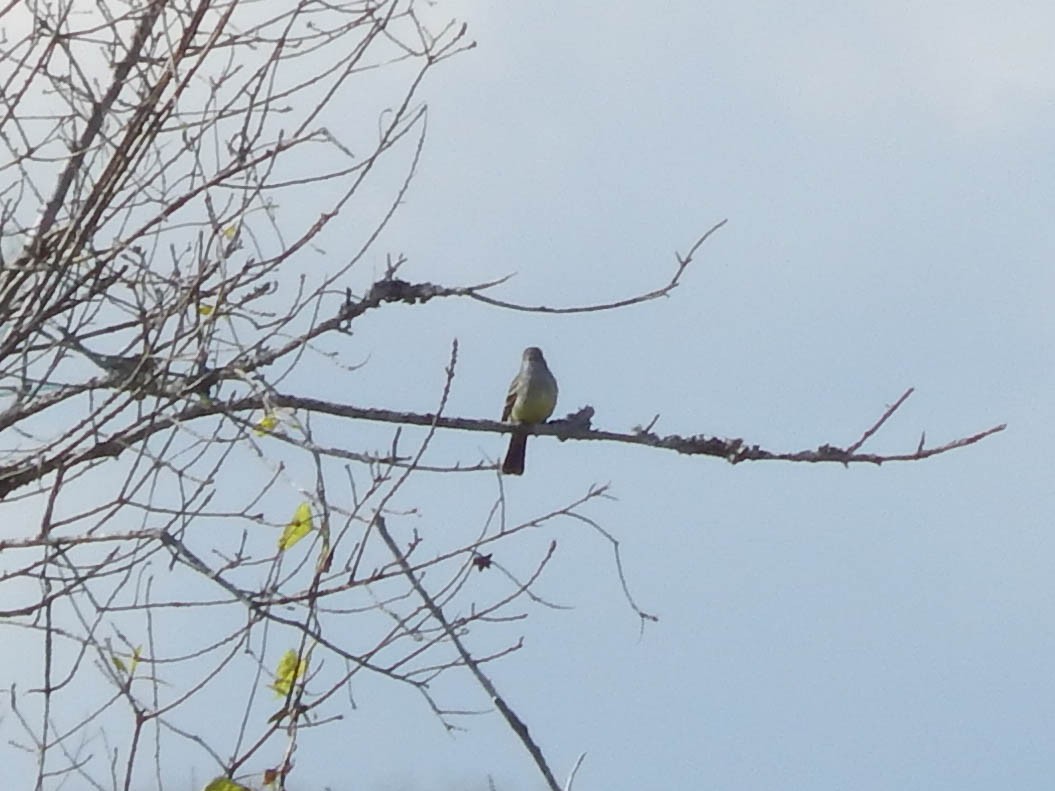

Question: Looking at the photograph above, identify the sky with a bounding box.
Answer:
[349,3,1053,790]
[4,2,1054,790]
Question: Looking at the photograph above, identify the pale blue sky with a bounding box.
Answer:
[4,3,1052,790]
[335,3,1052,789]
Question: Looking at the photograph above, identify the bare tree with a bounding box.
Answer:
[0,3,1003,791]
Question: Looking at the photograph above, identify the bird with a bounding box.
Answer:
[501,346,558,475]
[55,327,159,391]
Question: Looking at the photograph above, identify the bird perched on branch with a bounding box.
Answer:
[54,327,160,393]
[501,347,558,475]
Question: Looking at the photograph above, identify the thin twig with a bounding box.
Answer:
[374,515,562,791]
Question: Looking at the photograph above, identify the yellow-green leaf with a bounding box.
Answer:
[278,502,313,551]
[269,649,307,698]
[197,304,215,316]
[254,412,279,436]
[202,777,251,791]
[112,645,143,676]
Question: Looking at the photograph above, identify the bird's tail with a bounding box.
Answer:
[502,432,527,475]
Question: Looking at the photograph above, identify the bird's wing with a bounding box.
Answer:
[501,374,518,422]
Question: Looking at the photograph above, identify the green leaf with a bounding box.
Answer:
[254,412,279,436]
[278,502,313,551]
[269,648,307,698]
[202,777,251,791]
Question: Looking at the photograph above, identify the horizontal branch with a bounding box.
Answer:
[0,388,1005,500]
[258,391,1005,466]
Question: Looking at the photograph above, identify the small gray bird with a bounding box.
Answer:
[56,328,159,390]
[501,347,558,475]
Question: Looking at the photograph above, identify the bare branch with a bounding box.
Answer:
[467,219,728,314]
